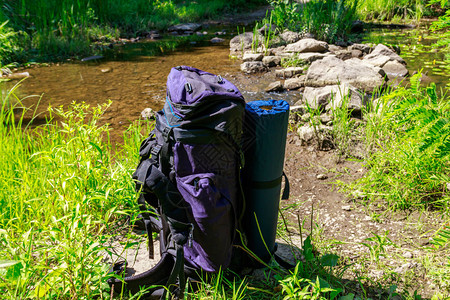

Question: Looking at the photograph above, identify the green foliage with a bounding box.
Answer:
[269,0,358,43]
[280,55,307,68]
[351,73,450,210]
[0,86,148,298]
[0,21,22,65]
[430,1,450,61]
[276,236,343,300]
[352,0,422,21]
[360,231,397,262]
[0,0,265,63]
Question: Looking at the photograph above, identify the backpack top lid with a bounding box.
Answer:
[166,66,244,106]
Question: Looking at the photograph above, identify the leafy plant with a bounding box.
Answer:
[350,73,450,210]
[276,236,343,300]
[360,231,397,262]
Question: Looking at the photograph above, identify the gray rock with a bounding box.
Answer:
[81,55,104,62]
[168,23,201,33]
[284,38,328,53]
[317,174,328,180]
[297,52,332,63]
[395,262,414,274]
[258,23,277,36]
[101,67,112,73]
[305,56,385,91]
[351,49,363,58]
[297,124,333,146]
[365,44,405,64]
[297,125,316,144]
[403,252,413,259]
[240,61,268,74]
[275,67,304,78]
[284,76,306,90]
[141,108,155,120]
[328,44,344,53]
[270,46,286,56]
[262,55,281,67]
[290,105,307,115]
[363,54,391,67]
[289,105,306,123]
[382,60,409,80]
[302,84,366,112]
[210,37,225,43]
[342,205,351,211]
[280,30,301,44]
[334,50,353,60]
[265,81,284,92]
[243,52,264,62]
[320,113,333,124]
[230,32,263,52]
[349,43,372,54]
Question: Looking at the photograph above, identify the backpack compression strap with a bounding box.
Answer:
[110,131,192,299]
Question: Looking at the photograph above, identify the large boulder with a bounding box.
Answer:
[284,38,329,53]
[302,84,366,113]
[305,56,386,91]
[240,61,268,74]
[364,44,405,64]
[230,32,264,52]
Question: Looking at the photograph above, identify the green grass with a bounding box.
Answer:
[346,73,450,210]
[268,0,358,43]
[0,86,148,298]
[0,0,266,64]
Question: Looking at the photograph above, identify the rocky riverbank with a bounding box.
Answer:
[230,27,410,148]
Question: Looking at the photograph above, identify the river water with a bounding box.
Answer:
[2,24,448,143]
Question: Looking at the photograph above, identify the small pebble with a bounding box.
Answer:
[342,205,351,211]
[403,252,413,259]
[316,174,328,180]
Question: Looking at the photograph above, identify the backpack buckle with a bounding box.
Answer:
[151,144,162,157]
[185,82,193,93]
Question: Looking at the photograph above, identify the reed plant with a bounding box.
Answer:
[269,0,358,43]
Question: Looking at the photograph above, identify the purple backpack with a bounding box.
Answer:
[109,66,246,299]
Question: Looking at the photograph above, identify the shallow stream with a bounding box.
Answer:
[2,23,448,144]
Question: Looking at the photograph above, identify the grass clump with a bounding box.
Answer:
[351,73,450,210]
[0,88,146,298]
[268,0,358,43]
